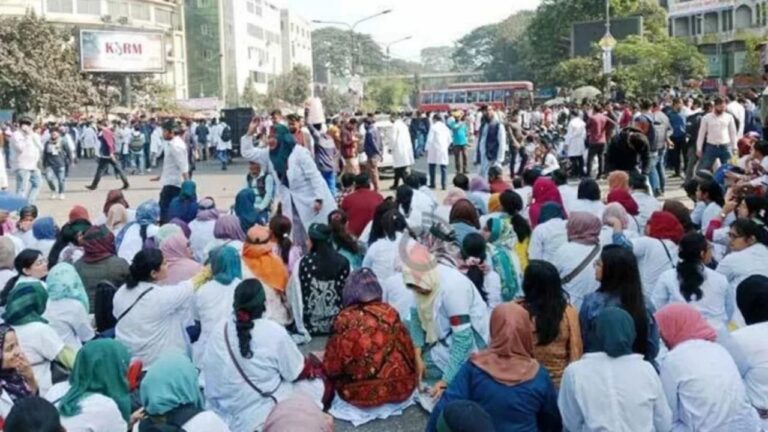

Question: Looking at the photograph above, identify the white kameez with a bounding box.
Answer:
[425,122,451,166]
[362,235,403,282]
[660,340,761,432]
[651,267,733,331]
[730,322,768,430]
[553,242,600,310]
[392,119,414,169]
[558,352,671,432]
[202,318,324,432]
[192,278,239,364]
[564,117,587,157]
[630,236,679,300]
[380,272,416,321]
[189,219,217,263]
[44,298,95,352]
[528,218,568,262]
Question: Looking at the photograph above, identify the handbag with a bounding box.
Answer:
[223,323,278,404]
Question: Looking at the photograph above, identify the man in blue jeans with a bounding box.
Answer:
[695,96,737,173]
[10,117,43,204]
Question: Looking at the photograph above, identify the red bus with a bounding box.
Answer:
[418,81,534,113]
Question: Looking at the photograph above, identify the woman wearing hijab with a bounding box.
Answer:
[205,214,247,259]
[434,188,466,225]
[606,170,630,193]
[624,211,685,298]
[44,340,132,432]
[580,245,660,363]
[732,276,768,428]
[3,281,74,395]
[49,219,92,267]
[29,217,57,258]
[138,353,229,431]
[427,302,561,432]
[656,304,761,431]
[449,198,481,245]
[0,237,16,291]
[288,223,350,341]
[169,218,192,240]
[159,232,202,286]
[94,190,132,226]
[116,199,160,265]
[482,217,522,302]
[529,202,568,262]
[167,180,199,224]
[234,188,262,235]
[599,202,639,246]
[403,245,489,401]
[241,226,290,325]
[105,204,128,235]
[552,212,602,309]
[469,176,492,214]
[263,393,333,432]
[528,177,566,228]
[43,263,94,352]
[189,197,219,262]
[518,260,582,387]
[0,324,37,420]
[324,268,416,415]
[202,279,325,432]
[74,225,130,309]
[606,188,642,235]
[558,308,671,431]
[68,205,90,223]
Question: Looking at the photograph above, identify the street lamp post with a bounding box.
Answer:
[385,36,413,74]
[598,0,616,100]
[312,9,392,75]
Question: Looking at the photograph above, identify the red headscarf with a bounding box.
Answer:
[654,303,716,350]
[69,205,90,223]
[606,189,639,216]
[82,225,117,263]
[647,211,684,244]
[528,177,565,227]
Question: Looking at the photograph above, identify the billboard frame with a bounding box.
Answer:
[570,16,644,58]
[78,28,167,74]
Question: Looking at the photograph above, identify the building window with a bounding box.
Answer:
[107,0,128,17]
[156,9,173,25]
[251,71,268,83]
[132,3,150,20]
[77,0,100,15]
[47,0,73,13]
[247,24,264,39]
[247,1,254,13]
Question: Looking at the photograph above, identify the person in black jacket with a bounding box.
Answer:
[604,127,651,175]
[685,100,712,181]
[42,127,73,200]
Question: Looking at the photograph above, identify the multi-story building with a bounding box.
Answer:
[1,0,188,100]
[185,0,312,106]
[280,8,313,77]
[668,0,767,80]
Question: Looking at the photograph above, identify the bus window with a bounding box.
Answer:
[455,92,467,103]
[467,91,478,103]
[443,92,453,104]
[492,90,506,102]
[478,91,491,103]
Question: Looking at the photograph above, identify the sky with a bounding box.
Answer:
[284,0,542,62]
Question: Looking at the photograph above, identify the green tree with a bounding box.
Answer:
[421,46,455,72]
[744,36,763,76]
[311,27,385,77]
[552,56,604,89]
[364,78,409,112]
[83,73,173,116]
[316,86,350,114]
[269,65,312,106]
[0,13,90,115]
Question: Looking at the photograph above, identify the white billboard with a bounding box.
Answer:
[80,29,166,73]
[668,0,735,17]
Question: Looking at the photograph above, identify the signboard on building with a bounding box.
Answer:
[571,17,643,58]
[669,0,736,18]
[79,29,166,73]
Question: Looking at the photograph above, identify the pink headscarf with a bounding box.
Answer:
[654,303,717,350]
[442,188,467,206]
[263,392,332,432]
[528,177,565,227]
[159,232,202,285]
[603,202,629,230]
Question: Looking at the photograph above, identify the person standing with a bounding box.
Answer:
[216,117,232,170]
[117,119,132,171]
[685,100,708,181]
[564,110,587,178]
[391,113,415,189]
[79,121,98,159]
[650,101,672,196]
[42,128,72,200]
[667,98,688,178]
[727,94,746,138]
[586,104,609,178]
[85,120,130,192]
[413,111,430,158]
[151,121,189,225]
[362,116,383,192]
[476,105,507,178]
[506,110,526,178]
[195,119,210,161]
[340,118,360,175]
[426,114,452,190]
[696,97,737,172]
[448,112,469,174]
[128,122,146,175]
[10,117,43,204]
[149,120,164,170]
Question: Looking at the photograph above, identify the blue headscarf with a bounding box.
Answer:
[537,202,566,225]
[47,263,90,312]
[116,199,160,250]
[167,181,199,224]
[269,124,296,186]
[234,188,259,234]
[32,217,57,240]
[210,245,242,285]
[140,353,204,416]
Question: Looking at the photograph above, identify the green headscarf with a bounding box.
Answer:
[59,339,132,421]
[47,263,90,312]
[155,224,183,246]
[591,307,636,358]
[269,124,296,185]
[179,180,197,200]
[2,281,48,325]
[140,353,203,416]
[210,245,242,285]
[486,217,520,301]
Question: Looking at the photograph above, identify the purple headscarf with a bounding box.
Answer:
[196,197,219,222]
[214,215,247,242]
[342,267,383,307]
[469,176,491,193]
[566,212,602,246]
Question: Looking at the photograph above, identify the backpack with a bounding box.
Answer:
[129,133,145,152]
[220,125,232,142]
[138,405,202,432]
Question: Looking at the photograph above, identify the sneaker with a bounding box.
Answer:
[58,194,66,200]
[50,193,57,199]
[147,168,152,173]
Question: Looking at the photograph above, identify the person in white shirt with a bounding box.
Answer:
[655,304,762,431]
[696,96,737,172]
[569,178,605,219]
[43,263,94,352]
[188,198,219,263]
[528,202,568,262]
[564,110,587,177]
[730,275,768,430]
[727,94,746,138]
[537,141,560,176]
[692,179,724,234]
[716,218,768,301]
[426,114,452,190]
[460,233,502,311]
[216,118,233,171]
[10,117,43,204]
[362,212,410,282]
[552,170,577,213]
[629,173,660,232]
[559,307,671,432]
[45,339,132,432]
[0,325,38,420]
[136,353,230,432]
[151,121,189,225]
[652,232,733,331]
[79,122,99,159]
[553,212,602,310]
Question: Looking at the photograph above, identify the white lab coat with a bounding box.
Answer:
[150,126,164,155]
[730,322,768,430]
[528,218,568,262]
[631,191,661,232]
[569,199,605,219]
[727,100,746,138]
[631,236,678,300]
[564,117,587,157]
[426,121,451,166]
[46,382,128,432]
[651,267,733,331]
[559,352,672,432]
[553,242,600,310]
[392,119,414,169]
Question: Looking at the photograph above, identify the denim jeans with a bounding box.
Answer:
[45,166,66,194]
[654,148,666,193]
[648,151,660,192]
[428,164,447,190]
[698,144,731,173]
[15,169,41,204]
[217,150,228,169]
[321,170,336,197]
[130,151,145,174]
[415,134,427,157]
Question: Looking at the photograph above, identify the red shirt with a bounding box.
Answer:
[586,113,608,144]
[340,188,384,236]
[489,179,512,194]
